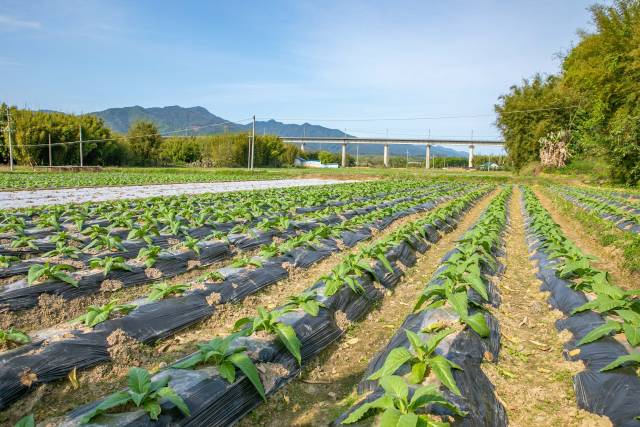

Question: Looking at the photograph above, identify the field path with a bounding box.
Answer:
[0,178,353,209]
[238,189,499,426]
[481,186,610,427]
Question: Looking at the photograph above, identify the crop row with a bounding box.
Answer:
[334,186,512,426]
[0,184,489,415]
[0,182,447,281]
[553,186,640,234]
[0,180,428,258]
[0,184,461,313]
[522,186,639,426]
[33,187,493,426]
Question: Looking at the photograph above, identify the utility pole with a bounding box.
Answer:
[79,122,83,167]
[5,109,14,171]
[251,115,256,170]
[48,133,52,167]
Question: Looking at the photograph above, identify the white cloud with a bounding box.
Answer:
[0,14,41,30]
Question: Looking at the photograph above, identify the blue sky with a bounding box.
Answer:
[1,0,598,154]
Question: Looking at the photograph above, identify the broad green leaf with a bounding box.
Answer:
[448,291,468,318]
[622,323,640,347]
[14,414,35,427]
[600,354,640,372]
[406,361,427,384]
[368,347,413,380]
[465,273,488,301]
[396,413,420,427]
[173,353,204,370]
[229,352,266,400]
[218,361,236,383]
[342,395,394,424]
[380,375,408,401]
[430,355,462,396]
[128,367,151,396]
[80,391,131,423]
[379,407,403,427]
[463,312,490,337]
[142,400,162,420]
[156,386,190,417]
[274,323,302,365]
[576,321,622,346]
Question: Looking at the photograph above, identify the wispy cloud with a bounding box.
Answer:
[0,14,41,31]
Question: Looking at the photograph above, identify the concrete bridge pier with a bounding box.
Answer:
[341,143,347,167]
[383,144,389,167]
[468,144,475,168]
[425,144,431,169]
[300,142,305,152]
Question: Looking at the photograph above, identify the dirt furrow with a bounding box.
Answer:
[0,196,464,425]
[481,186,610,427]
[534,186,639,288]
[238,189,499,427]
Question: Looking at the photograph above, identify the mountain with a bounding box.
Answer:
[90,105,467,157]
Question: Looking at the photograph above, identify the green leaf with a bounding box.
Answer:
[14,414,35,427]
[229,352,266,400]
[576,321,622,346]
[128,367,151,396]
[600,354,640,372]
[379,407,403,427]
[218,361,236,383]
[368,347,413,380]
[342,395,394,424]
[142,400,162,421]
[396,413,420,427]
[80,391,131,424]
[448,291,468,318]
[155,386,190,417]
[430,355,462,396]
[380,375,408,401]
[300,301,320,316]
[464,273,488,302]
[27,265,45,285]
[274,323,302,365]
[406,361,427,384]
[463,312,490,337]
[173,353,204,370]
[622,323,640,347]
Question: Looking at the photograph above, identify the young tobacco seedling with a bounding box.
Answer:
[89,256,132,277]
[182,234,201,256]
[147,282,189,301]
[368,328,462,395]
[231,256,263,269]
[80,367,189,423]
[343,376,465,426]
[27,262,78,287]
[284,291,326,316]
[75,299,136,327]
[137,244,162,268]
[0,327,31,346]
[11,236,39,250]
[234,307,302,365]
[199,270,225,282]
[43,241,82,259]
[0,255,19,268]
[173,333,266,399]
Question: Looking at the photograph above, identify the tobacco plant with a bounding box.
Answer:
[234,307,302,364]
[148,282,190,301]
[343,376,465,426]
[27,262,78,286]
[369,328,462,396]
[80,367,189,423]
[173,333,266,399]
[0,327,30,346]
[75,299,136,327]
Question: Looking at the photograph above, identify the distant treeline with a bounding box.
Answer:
[0,105,301,168]
[495,0,640,185]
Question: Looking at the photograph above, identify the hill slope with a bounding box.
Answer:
[90,105,466,157]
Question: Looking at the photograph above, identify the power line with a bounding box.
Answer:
[256,105,581,122]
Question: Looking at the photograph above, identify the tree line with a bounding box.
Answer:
[495,0,640,185]
[0,105,301,168]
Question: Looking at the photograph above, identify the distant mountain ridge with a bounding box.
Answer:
[90,105,467,157]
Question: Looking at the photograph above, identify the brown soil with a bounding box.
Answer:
[534,186,639,289]
[238,190,499,427]
[0,195,459,426]
[481,187,611,427]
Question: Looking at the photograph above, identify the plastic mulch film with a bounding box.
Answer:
[522,194,640,427]
[0,189,477,411]
[50,190,488,427]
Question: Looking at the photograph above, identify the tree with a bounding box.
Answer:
[127,120,162,165]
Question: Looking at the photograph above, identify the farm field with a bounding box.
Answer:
[0,176,638,427]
